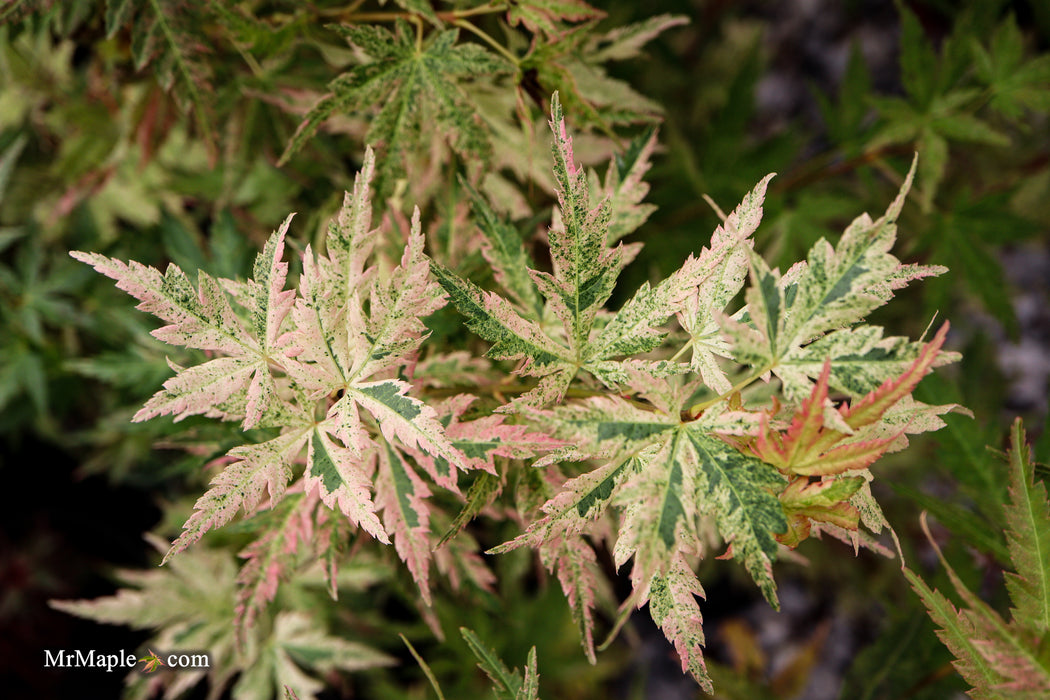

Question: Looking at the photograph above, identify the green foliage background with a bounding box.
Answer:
[2,0,1049,698]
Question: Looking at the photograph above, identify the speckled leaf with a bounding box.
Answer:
[431,261,575,398]
[165,427,310,563]
[547,535,605,664]
[280,23,507,181]
[305,426,387,543]
[461,176,543,318]
[84,207,308,433]
[679,175,774,391]
[491,447,653,553]
[250,216,296,355]
[69,251,256,356]
[234,492,317,638]
[413,395,563,488]
[775,324,959,402]
[437,97,671,405]
[134,356,258,424]
[595,174,773,364]
[723,158,947,388]
[684,426,784,605]
[327,147,379,313]
[646,554,711,692]
[614,432,695,590]
[542,93,623,353]
[285,245,353,391]
[376,440,434,604]
[348,380,471,476]
[347,209,444,381]
[507,0,604,38]
[602,126,658,243]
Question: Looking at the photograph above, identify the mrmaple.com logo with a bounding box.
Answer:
[44,648,210,673]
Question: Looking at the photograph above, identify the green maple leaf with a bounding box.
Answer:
[460,627,540,700]
[279,21,508,187]
[971,14,1050,119]
[520,17,677,132]
[871,5,1010,208]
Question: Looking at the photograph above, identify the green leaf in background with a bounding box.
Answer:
[971,14,1050,119]
[461,627,539,700]
[906,420,1050,698]
[839,607,963,700]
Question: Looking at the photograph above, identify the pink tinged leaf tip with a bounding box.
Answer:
[843,322,949,431]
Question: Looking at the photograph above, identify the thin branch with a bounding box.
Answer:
[452,18,519,67]
[686,363,775,418]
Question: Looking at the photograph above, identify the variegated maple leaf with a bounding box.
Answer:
[279,20,509,188]
[491,391,786,682]
[507,0,606,39]
[435,93,773,409]
[52,536,395,700]
[384,394,563,601]
[72,213,296,431]
[72,147,478,579]
[719,157,953,403]
[235,489,321,640]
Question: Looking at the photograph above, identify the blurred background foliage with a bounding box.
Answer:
[1,0,1048,698]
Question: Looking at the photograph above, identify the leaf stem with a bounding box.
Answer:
[328,3,509,23]
[400,634,447,700]
[339,11,411,23]
[447,3,509,19]
[452,19,519,67]
[669,338,693,363]
[686,363,774,418]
